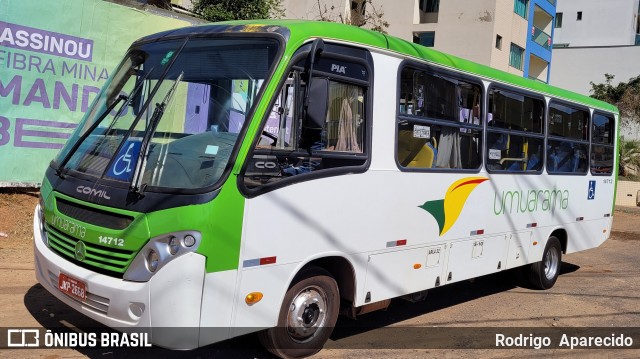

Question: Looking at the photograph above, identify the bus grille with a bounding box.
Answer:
[45,225,136,278]
[56,197,133,230]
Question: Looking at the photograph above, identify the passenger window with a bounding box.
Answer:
[591,113,615,175]
[398,67,482,170]
[318,81,365,153]
[547,102,589,174]
[243,59,368,190]
[486,88,544,172]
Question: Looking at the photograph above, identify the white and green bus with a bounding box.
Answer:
[34,20,618,358]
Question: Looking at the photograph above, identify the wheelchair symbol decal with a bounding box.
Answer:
[107,140,141,181]
[113,143,136,176]
[587,180,596,200]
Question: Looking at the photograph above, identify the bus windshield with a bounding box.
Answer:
[54,37,280,191]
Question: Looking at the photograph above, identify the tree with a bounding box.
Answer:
[619,138,640,177]
[590,74,640,127]
[192,0,284,22]
[314,0,389,33]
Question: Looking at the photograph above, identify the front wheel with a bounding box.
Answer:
[525,236,562,290]
[259,266,339,359]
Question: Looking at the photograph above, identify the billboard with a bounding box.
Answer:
[0,0,200,186]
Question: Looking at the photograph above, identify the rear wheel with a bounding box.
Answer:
[525,236,562,290]
[259,266,339,358]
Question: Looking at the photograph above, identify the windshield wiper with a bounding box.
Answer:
[55,94,128,177]
[55,67,155,177]
[130,72,184,195]
[100,67,158,141]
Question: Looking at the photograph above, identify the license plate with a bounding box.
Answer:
[58,272,87,301]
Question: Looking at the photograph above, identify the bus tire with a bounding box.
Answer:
[259,266,339,358]
[527,236,562,290]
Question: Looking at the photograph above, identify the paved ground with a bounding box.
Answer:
[0,192,639,358]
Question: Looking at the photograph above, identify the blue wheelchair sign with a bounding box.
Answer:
[107,139,141,181]
[587,180,596,200]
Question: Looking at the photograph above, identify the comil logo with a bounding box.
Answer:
[255,161,278,169]
[76,186,111,199]
[7,329,39,347]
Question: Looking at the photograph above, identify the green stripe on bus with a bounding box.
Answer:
[144,183,245,273]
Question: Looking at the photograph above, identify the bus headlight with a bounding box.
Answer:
[168,236,180,255]
[146,250,159,272]
[123,231,202,282]
[184,235,196,248]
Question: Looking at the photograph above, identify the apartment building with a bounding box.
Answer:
[549,0,640,95]
[553,0,640,47]
[281,0,557,82]
[549,0,640,139]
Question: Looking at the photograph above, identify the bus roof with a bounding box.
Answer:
[137,19,618,114]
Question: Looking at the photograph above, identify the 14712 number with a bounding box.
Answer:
[98,236,125,247]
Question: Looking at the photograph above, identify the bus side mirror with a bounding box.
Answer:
[302,38,324,83]
[300,78,329,151]
[128,51,147,115]
[300,38,326,151]
[304,78,329,130]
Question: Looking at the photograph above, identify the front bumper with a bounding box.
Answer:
[33,205,206,349]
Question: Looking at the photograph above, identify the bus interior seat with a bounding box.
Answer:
[526,153,541,171]
[407,143,434,168]
[557,152,579,172]
[549,143,579,172]
[398,130,427,167]
[499,135,527,171]
[428,137,438,164]
[503,160,523,171]
[398,130,439,168]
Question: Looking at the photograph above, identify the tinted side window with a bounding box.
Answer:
[398,66,482,170]
[486,88,545,172]
[591,113,615,175]
[547,102,589,174]
[243,52,370,191]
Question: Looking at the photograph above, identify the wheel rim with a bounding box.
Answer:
[286,285,328,342]
[544,247,559,281]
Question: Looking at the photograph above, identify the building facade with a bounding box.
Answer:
[553,0,640,47]
[548,0,640,139]
[549,0,640,95]
[281,0,557,82]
